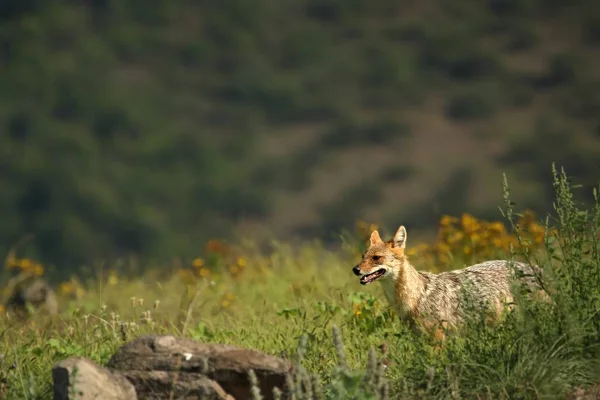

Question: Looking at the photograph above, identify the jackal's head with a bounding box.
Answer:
[352,225,408,285]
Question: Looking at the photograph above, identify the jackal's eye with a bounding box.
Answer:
[372,255,382,261]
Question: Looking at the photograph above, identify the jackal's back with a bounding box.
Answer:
[416,260,540,326]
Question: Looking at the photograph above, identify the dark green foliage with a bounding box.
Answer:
[314,180,384,239]
[559,80,600,119]
[505,25,539,52]
[0,0,41,21]
[379,165,413,183]
[446,88,497,120]
[528,53,582,90]
[416,21,502,83]
[320,117,410,149]
[1,0,600,275]
[432,168,475,216]
[497,115,600,211]
[583,13,600,45]
[547,53,579,86]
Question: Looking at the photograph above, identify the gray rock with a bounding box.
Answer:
[107,335,294,400]
[121,370,234,400]
[53,357,137,400]
[6,278,58,316]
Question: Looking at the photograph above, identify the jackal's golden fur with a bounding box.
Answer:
[352,224,545,338]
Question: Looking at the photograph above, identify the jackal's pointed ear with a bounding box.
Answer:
[369,230,382,246]
[393,225,407,248]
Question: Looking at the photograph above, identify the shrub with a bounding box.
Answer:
[558,79,600,119]
[445,88,496,120]
[418,24,501,82]
[547,53,579,86]
[317,180,383,238]
[319,117,410,148]
[583,14,600,45]
[379,165,414,183]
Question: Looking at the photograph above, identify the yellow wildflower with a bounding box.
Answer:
[108,273,119,286]
[481,228,491,239]
[439,253,451,264]
[59,282,75,296]
[198,268,210,278]
[192,258,204,268]
[6,255,19,270]
[529,222,546,234]
[19,258,33,271]
[440,215,458,227]
[237,256,247,268]
[489,222,506,234]
[447,231,464,244]
[461,213,480,234]
[518,210,537,228]
[435,242,451,254]
[33,263,44,276]
[533,233,545,245]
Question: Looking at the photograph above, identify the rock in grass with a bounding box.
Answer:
[568,384,600,400]
[6,278,58,316]
[107,335,294,400]
[53,357,137,400]
[121,370,234,400]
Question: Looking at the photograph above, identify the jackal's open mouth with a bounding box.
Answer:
[360,269,386,285]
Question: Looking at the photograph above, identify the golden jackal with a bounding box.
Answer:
[352,224,544,336]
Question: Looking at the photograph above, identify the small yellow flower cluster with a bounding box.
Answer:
[107,270,119,285]
[407,210,553,268]
[57,279,86,299]
[517,210,553,246]
[349,293,382,320]
[176,240,251,285]
[5,256,44,277]
[192,258,211,279]
[351,299,386,320]
[228,256,247,279]
[221,292,235,308]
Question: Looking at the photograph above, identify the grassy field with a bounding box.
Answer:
[1,167,600,399]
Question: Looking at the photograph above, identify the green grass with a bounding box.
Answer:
[1,165,600,399]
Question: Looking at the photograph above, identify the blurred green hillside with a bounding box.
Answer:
[1,0,600,273]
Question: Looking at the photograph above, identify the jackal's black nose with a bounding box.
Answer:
[352,265,361,276]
